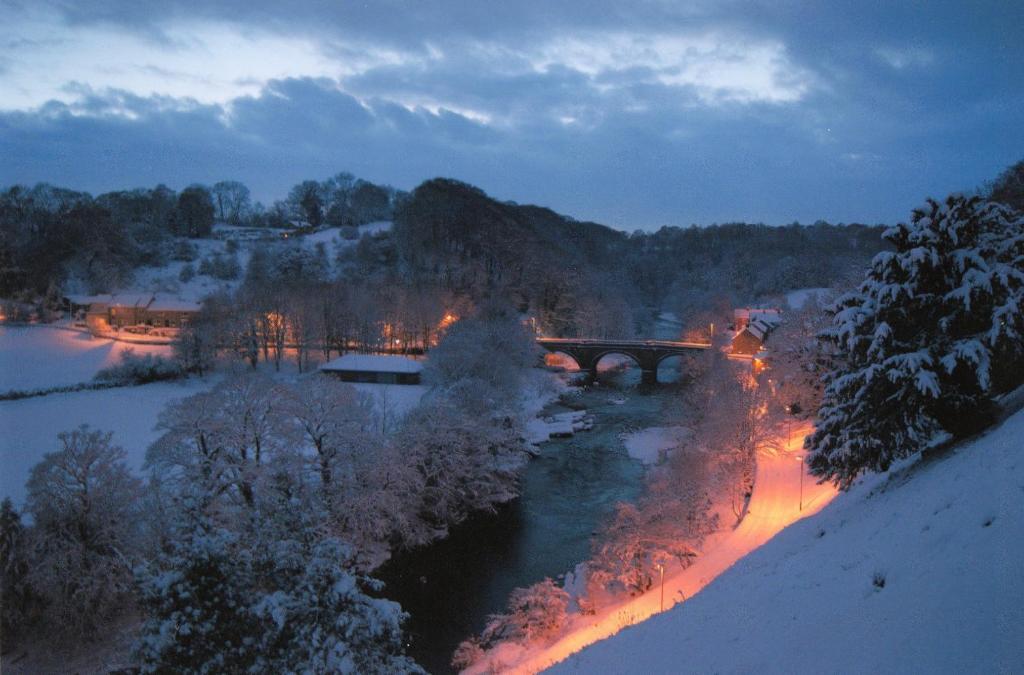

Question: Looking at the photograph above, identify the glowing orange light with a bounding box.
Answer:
[438,312,458,330]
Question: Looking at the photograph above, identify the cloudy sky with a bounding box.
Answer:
[2,1,1022,229]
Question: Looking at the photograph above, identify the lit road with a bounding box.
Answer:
[488,423,837,674]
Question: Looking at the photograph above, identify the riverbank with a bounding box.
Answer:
[482,422,837,674]
[378,379,674,673]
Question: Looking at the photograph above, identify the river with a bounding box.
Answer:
[379,371,679,673]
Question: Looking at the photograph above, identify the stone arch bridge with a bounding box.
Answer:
[536,337,711,385]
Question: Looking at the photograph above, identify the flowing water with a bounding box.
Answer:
[379,373,677,673]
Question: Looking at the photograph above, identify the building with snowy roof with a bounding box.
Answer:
[319,354,424,385]
[66,293,201,332]
[733,307,781,331]
[731,311,782,356]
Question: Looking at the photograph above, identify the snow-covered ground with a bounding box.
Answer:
[620,426,690,465]
[122,221,393,304]
[548,409,1024,674]
[301,227,346,249]
[132,235,248,302]
[784,287,832,310]
[359,220,393,235]
[351,382,426,430]
[0,378,214,506]
[0,326,171,393]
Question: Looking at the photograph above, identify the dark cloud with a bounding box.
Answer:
[2,1,1023,228]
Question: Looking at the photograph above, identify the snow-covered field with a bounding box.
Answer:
[0,326,171,393]
[620,426,690,465]
[551,408,1024,674]
[0,378,214,506]
[351,382,426,428]
[0,373,425,507]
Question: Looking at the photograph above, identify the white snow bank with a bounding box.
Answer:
[526,410,592,445]
[621,426,690,465]
[552,409,1024,674]
[0,326,172,393]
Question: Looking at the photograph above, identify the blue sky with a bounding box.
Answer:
[1,0,1022,229]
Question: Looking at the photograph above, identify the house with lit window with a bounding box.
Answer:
[66,293,201,334]
[731,309,782,355]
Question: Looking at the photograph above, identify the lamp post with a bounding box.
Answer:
[656,563,665,612]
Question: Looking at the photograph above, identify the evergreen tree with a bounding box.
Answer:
[136,520,260,674]
[251,538,422,674]
[808,195,1024,488]
[1,497,32,641]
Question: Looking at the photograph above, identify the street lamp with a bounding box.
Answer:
[796,455,804,511]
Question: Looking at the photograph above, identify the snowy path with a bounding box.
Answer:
[491,424,836,674]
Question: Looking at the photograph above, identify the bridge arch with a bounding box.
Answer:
[653,353,685,383]
[543,350,582,371]
[592,351,643,372]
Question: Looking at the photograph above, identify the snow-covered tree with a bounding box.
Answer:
[1,497,32,640]
[24,426,143,636]
[988,159,1024,214]
[137,514,421,674]
[146,375,283,514]
[136,520,260,673]
[480,578,569,645]
[768,295,835,417]
[251,538,423,674]
[455,578,569,669]
[808,195,1024,489]
[423,304,538,416]
[586,449,719,599]
[278,375,376,490]
[396,399,526,535]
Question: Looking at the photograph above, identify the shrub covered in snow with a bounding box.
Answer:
[808,195,1024,488]
[94,348,185,385]
[455,578,570,668]
[198,251,241,280]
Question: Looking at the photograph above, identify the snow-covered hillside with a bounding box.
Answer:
[552,408,1024,674]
